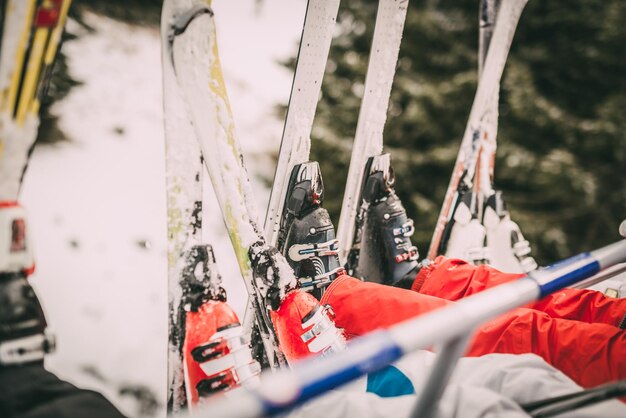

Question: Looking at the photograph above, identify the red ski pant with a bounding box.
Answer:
[320,275,626,389]
[413,256,626,328]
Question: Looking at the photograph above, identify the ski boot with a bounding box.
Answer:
[350,154,419,287]
[249,240,346,365]
[180,245,260,409]
[269,290,345,363]
[440,187,490,264]
[0,202,35,276]
[183,301,261,408]
[277,162,344,300]
[0,272,55,366]
[482,191,537,273]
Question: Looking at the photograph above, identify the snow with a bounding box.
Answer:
[19,1,306,417]
[0,114,38,200]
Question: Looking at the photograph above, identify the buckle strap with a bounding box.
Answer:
[0,331,56,365]
[298,267,345,290]
[393,219,415,238]
[288,239,339,262]
[300,305,336,344]
[395,246,419,263]
[466,246,490,264]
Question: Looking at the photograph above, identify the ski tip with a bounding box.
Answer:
[167,4,215,67]
[171,4,214,38]
[620,220,626,238]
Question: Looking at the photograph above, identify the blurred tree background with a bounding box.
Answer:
[307,0,626,264]
[44,0,625,264]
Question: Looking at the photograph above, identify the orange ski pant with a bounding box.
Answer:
[320,275,626,389]
[413,256,626,328]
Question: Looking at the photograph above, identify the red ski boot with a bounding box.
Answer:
[270,289,345,363]
[183,300,260,408]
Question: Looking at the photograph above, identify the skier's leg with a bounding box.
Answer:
[321,276,626,388]
[466,308,626,389]
[529,288,626,328]
[413,256,523,297]
[320,275,451,338]
[415,256,626,327]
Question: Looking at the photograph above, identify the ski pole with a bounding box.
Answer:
[521,379,626,418]
[198,239,626,417]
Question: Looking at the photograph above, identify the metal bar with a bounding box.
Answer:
[409,334,472,418]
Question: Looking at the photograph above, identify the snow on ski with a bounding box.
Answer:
[264,0,340,248]
[0,0,71,200]
[427,0,528,261]
[167,2,293,371]
[336,0,409,265]
[161,0,205,412]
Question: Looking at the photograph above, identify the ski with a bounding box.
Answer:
[429,0,500,264]
[0,0,72,200]
[476,0,537,273]
[259,0,342,301]
[435,0,537,272]
[161,0,205,412]
[427,0,528,261]
[179,244,261,410]
[166,2,294,373]
[264,0,340,248]
[336,0,409,266]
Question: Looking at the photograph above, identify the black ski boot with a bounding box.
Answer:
[277,162,344,300]
[0,272,55,365]
[350,154,419,287]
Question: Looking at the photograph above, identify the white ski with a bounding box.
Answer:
[427,0,528,261]
[167,3,294,372]
[477,0,537,274]
[161,0,206,412]
[435,0,499,264]
[264,0,340,247]
[336,0,409,264]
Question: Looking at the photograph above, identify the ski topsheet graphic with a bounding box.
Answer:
[0,0,71,200]
[336,0,409,265]
[264,0,340,248]
[166,1,295,377]
[427,0,528,261]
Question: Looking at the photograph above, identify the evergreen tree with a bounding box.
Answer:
[306,0,626,264]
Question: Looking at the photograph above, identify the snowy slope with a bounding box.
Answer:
[20,2,305,417]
